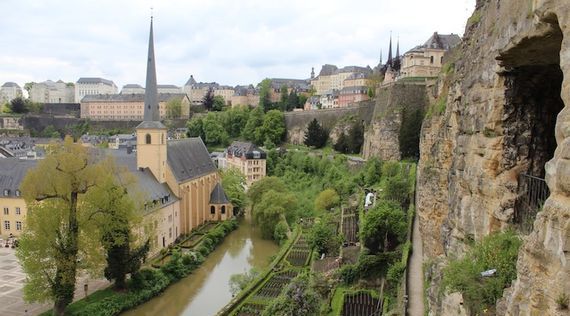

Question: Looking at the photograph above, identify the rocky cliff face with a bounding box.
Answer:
[363,83,427,160]
[417,0,570,314]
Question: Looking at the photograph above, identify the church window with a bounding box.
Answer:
[221,206,226,214]
[145,134,151,144]
[210,206,216,214]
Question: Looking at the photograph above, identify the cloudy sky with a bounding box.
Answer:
[0,0,475,90]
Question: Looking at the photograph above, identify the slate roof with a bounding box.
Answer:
[227,141,266,159]
[2,82,20,88]
[209,183,230,204]
[167,138,217,183]
[0,158,37,197]
[185,75,197,86]
[157,84,180,89]
[318,64,339,76]
[82,93,187,102]
[406,33,461,54]
[269,78,310,90]
[77,77,115,86]
[106,149,177,205]
[137,121,166,129]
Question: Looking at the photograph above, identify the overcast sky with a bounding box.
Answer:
[0,0,475,89]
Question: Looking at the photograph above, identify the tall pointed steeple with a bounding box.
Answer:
[387,32,393,67]
[143,17,159,122]
[396,36,400,58]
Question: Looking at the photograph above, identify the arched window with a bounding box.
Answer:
[210,206,216,214]
[145,134,151,144]
[221,206,226,214]
[430,56,434,64]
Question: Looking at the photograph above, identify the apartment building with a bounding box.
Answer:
[29,80,74,103]
[0,82,22,103]
[225,141,266,186]
[75,77,118,103]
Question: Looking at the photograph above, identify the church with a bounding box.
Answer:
[129,17,233,255]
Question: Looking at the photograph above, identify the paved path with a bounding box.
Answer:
[407,213,425,316]
[0,247,109,316]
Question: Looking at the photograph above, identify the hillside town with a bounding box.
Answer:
[2,0,568,316]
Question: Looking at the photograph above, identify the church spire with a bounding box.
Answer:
[143,16,159,122]
[396,36,400,58]
[380,49,383,65]
[387,32,393,67]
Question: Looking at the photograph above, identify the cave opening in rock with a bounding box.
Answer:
[498,15,564,231]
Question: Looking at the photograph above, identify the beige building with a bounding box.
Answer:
[29,80,74,103]
[75,77,118,103]
[311,65,372,96]
[1,82,22,104]
[214,85,235,106]
[399,32,461,79]
[0,159,34,238]
[0,116,23,130]
[80,93,190,121]
[225,141,266,186]
[231,85,259,107]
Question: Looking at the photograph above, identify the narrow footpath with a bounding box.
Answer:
[407,213,425,316]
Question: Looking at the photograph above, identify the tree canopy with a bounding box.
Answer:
[360,200,407,254]
[304,118,328,148]
[221,168,246,212]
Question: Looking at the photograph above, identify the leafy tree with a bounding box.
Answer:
[347,120,364,154]
[286,90,300,111]
[314,188,340,212]
[8,97,29,113]
[224,106,249,138]
[308,216,341,255]
[363,158,382,186]
[17,137,105,315]
[229,268,260,296]
[258,78,272,111]
[254,190,297,239]
[85,173,149,290]
[247,176,287,215]
[165,98,182,119]
[298,94,308,109]
[186,116,205,139]
[202,112,229,145]
[304,118,328,148]
[442,231,522,314]
[279,85,288,110]
[360,200,407,254]
[273,220,289,245]
[399,106,424,160]
[202,87,214,110]
[383,175,410,207]
[242,107,264,142]
[212,95,225,111]
[263,273,320,316]
[41,125,61,138]
[221,168,246,212]
[258,110,285,145]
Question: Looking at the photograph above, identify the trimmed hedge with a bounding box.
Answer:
[46,219,238,316]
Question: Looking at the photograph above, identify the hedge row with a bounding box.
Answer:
[61,219,239,316]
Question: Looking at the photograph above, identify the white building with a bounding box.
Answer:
[0,82,23,103]
[75,77,118,103]
[121,84,145,94]
[29,80,74,103]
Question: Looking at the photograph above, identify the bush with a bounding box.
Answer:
[387,261,406,285]
[338,264,359,284]
[273,220,289,245]
[442,230,522,314]
[314,188,340,212]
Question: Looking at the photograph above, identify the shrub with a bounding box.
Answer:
[442,230,522,314]
[314,188,340,212]
[273,220,289,245]
[556,292,569,310]
[387,261,406,285]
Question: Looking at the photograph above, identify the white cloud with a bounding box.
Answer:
[0,0,475,89]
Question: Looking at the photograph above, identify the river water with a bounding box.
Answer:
[122,218,278,316]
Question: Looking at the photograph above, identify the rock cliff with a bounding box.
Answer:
[417,0,570,314]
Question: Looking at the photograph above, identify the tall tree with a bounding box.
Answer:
[17,137,104,315]
[165,98,182,119]
[257,110,285,145]
[258,79,272,112]
[304,118,328,148]
[212,95,226,111]
[8,97,29,113]
[202,87,215,110]
[360,200,407,254]
[202,112,229,145]
[221,168,247,212]
[286,90,300,111]
[186,116,205,139]
[347,120,364,154]
[242,107,264,142]
[85,172,149,290]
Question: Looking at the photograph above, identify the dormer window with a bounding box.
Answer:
[15,190,20,197]
[3,189,9,196]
